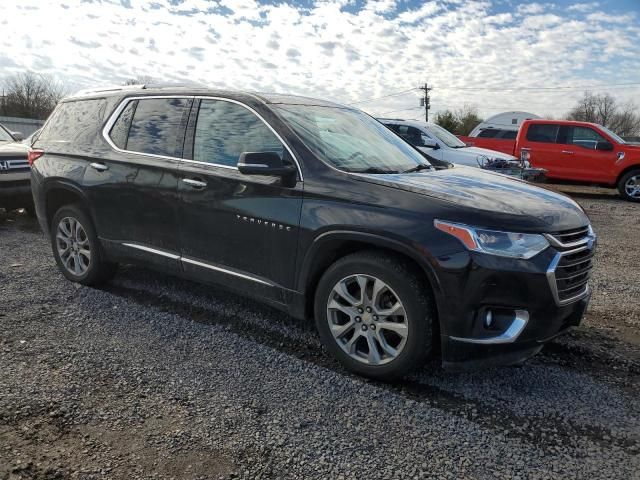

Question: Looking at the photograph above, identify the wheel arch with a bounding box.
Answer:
[297,231,445,330]
[43,181,91,233]
[616,164,640,186]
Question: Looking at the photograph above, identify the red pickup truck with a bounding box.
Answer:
[459,119,640,201]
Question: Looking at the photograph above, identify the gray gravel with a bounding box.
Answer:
[1,190,639,479]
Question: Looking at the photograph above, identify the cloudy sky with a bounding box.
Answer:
[2,0,639,120]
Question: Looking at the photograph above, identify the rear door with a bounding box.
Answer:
[177,98,303,303]
[85,96,193,271]
[519,123,566,179]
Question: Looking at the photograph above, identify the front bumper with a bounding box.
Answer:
[0,179,33,209]
[434,244,593,371]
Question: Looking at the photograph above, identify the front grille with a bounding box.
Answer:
[547,226,590,247]
[0,158,30,174]
[546,226,595,305]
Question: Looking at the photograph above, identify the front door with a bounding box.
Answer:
[177,98,303,303]
[562,126,618,183]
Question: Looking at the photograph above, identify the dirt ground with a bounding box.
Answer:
[1,183,639,480]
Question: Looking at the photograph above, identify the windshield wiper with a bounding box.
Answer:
[348,167,400,174]
[402,163,432,173]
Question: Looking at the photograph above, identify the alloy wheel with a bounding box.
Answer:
[326,274,408,365]
[625,175,640,199]
[56,216,91,276]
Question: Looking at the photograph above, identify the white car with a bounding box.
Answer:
[379,118,519,168]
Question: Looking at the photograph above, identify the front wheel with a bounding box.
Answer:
[51,204,117,285]
[617,169,640,202]
[314,251,434,380]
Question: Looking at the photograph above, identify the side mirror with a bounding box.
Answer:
[11,131,24,141]
[596,141,613,151]
[421,138,438,149]
[237,152,297,177]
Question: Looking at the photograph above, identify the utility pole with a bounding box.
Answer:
[419,83,431,122]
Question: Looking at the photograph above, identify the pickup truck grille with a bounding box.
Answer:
[0,158,30,174]
[545,226,595,305]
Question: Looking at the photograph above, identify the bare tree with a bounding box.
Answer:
[0,72,67,120]
[566,91,640,136]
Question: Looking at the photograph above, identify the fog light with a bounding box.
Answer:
[484,310,494,328]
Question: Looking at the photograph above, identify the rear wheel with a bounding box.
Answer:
[617,169,640,202]
[51,204,117,285]
[314,251,434,380]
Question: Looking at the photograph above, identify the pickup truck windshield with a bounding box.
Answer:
[599,125,626,144]
[425,123,467,148]
[274,105,429,173]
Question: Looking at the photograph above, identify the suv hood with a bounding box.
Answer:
[354,166,588,232]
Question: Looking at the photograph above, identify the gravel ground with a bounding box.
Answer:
[1,187,639,480]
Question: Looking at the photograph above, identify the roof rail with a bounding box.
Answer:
[69,82,205,98]
[69,84,146,98]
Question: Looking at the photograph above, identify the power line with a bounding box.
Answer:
[433,82,640,92]
[378,106,423,116]
[348,87,419,106]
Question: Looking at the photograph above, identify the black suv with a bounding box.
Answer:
[30,86,595,379]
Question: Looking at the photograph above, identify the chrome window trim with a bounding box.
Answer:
[102,95,303,181]
[102,95,194,163]
[121,242,274,287]
[546,244,593,306]
[450,310,529,344]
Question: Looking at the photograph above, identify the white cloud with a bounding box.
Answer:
[567,2,600,13]
[0,0,638,119]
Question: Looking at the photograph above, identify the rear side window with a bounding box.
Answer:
[501,130,517,140]
[109,100,137,150]
[125,98,190,157]
[193,99,284,167]
[38,99,108,144]
[478,128,499,138]
[526,124,559,143]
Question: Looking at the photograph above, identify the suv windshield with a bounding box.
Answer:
[424,123,467,148]
[0,125,14,143]
[274,105,429,173]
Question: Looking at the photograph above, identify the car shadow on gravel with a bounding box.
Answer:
[100,265,640,456]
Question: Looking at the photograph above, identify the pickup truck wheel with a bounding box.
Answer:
[618,170,640,202]
[51,205,117,285]
[314,251,433,380]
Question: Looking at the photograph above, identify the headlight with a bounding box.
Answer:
[434,220,550,259]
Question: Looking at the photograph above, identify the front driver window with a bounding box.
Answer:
[193,100,284,167]
[570,126,607,150]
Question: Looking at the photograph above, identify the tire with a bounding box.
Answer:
[314,250,434,380]
[50,204,117,285]
[617,169,640,202]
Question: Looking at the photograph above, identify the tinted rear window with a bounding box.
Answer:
[37,99,108,144]
[526,124,559,143]
[125,98,190,157]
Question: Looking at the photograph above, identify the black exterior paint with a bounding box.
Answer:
[31,87,593,370]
